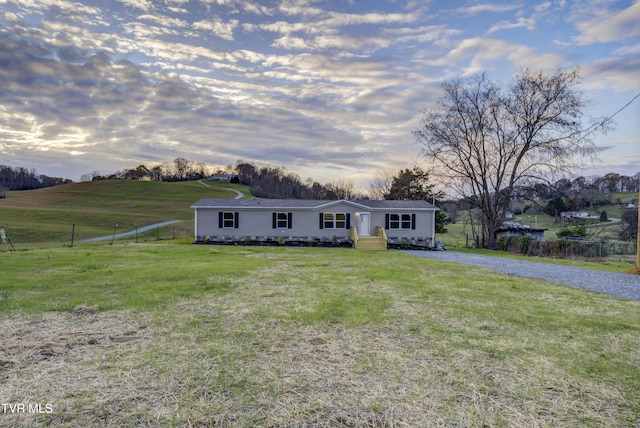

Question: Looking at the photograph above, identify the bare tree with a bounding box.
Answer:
[173,157,194,180]
[414,68,607,248]
[369,168,395,200]
[325,179,358,200]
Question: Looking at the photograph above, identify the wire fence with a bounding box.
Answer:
[439,234,638,260]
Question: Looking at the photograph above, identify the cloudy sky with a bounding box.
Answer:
[0,0,638,188]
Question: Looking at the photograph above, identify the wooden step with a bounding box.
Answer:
[355,236,387,250]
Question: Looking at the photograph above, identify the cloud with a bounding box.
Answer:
[573,1,640,45]
[455,3,521,16]
[486,16,535,34]
[116,0,154,12]
[444,37,564,75]
[278,0,326,17]
[0,0,637,185]
[198,0,272,15]
[534,1,552,13]
[0,24,411,183]
[581,56,640,92]
[249,6,421,53]
[193,16,239,40]
[137,13,189,29]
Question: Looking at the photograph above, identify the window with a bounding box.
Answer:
[386,213,415,229]
[324,213,345,229]
[219,211,238,229]
[273,212,292,229]
[319,212,350,229]
[222,212,235,228]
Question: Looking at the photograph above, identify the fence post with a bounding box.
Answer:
[111,224,118,245]
[70,223,75,247]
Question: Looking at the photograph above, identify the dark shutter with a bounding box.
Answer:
[234,212,239,229]
[218,212,223,229]
[272,213,277,229]
[345,213,351,229]
[412,214,416,230]
[288,212,293,229]
[319,213,324,229]
[385,214,390,229]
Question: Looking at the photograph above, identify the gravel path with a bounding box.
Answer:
[402,250,640,301]
[80,220,184,242]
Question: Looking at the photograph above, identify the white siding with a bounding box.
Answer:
[195,201,435,241]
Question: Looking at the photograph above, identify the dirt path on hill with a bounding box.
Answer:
[197,179,244,199]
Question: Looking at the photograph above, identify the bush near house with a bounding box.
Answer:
[496,236,610,258]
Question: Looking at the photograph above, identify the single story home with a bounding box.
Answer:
[191,198,439,249]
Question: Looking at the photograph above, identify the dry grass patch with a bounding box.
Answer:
[1,245,639,426]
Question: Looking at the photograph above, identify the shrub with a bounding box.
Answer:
[497,236,609,259]
[557,225,587,239]
[496,236,534,255]
[517,236,533,255]
[543,197,567,217]
[496,237,509,251]
[619,209,638,241]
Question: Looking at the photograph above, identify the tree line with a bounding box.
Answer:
[235,162,359,200]
[82,157,362,200]
[81,157,213,182]
[0,165,72,196]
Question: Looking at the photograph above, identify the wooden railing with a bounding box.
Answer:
[375,225,387,241]
[350,225,359,243]
[351,225,387,250]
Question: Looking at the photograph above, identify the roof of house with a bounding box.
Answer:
[191,198,438,211]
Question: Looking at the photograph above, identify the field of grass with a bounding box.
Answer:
[1,243,639,426]
[0,180,249,247]
[1,181,638,426]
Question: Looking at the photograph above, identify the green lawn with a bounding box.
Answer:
[0,180,249,246]
[1,243,639,427]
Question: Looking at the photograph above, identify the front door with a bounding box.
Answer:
[358,212,370,236]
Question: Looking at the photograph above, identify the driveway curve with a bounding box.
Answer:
[402,250,640,301]
[197,180,244,199]
[80,220,184,242]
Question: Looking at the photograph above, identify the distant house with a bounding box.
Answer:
[208,174,238,182]
[561,211,596,219]
[191,198,439,250]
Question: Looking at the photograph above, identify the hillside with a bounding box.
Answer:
[439,199,637,249]
[0,180,250,246]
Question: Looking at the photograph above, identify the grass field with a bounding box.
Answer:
[0,180,249,247]
[1,181,639,426]
[1,243,639,427]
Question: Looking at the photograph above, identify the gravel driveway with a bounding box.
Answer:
[402,250,640,301]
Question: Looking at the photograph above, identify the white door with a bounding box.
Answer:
[358,212,370,236]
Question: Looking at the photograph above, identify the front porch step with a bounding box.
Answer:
[355,236,387,250]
